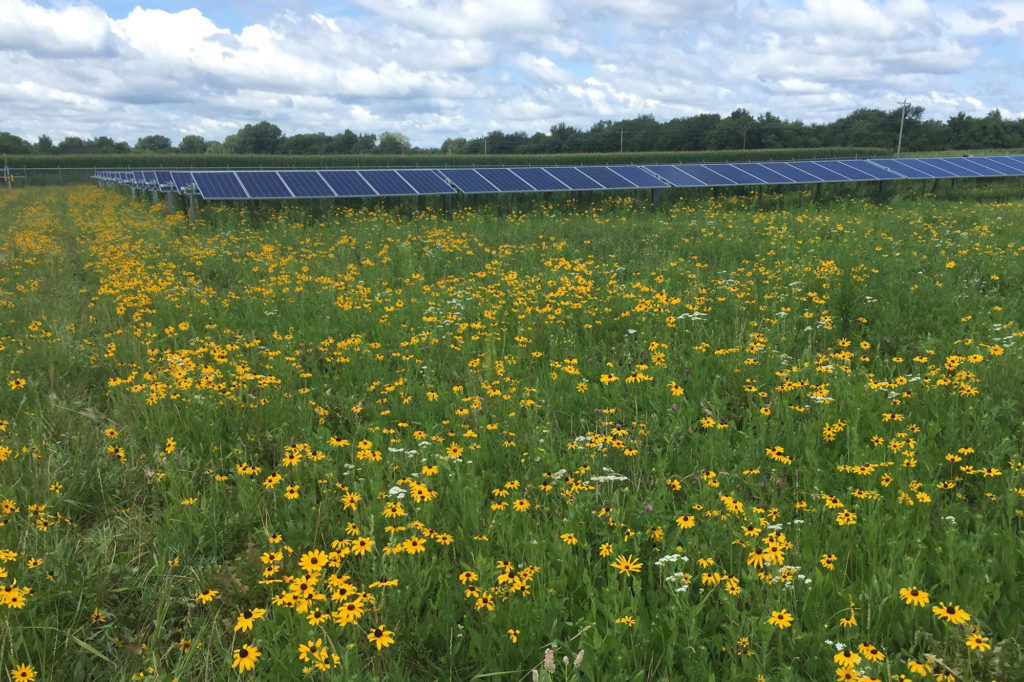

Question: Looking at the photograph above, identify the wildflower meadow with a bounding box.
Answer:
[0,183,1022,680]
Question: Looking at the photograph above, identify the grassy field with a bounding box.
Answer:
[0,183,1022,681]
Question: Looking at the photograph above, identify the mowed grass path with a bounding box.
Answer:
[0,185,1022,680]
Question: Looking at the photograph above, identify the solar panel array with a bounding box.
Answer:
[93,155,1024,200]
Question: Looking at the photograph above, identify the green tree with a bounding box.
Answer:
[36,135,54,153]
[233,121,284,154]
[178,135,207,154]
[326,130,359,154]
[281,133,329,154]
[135,134,173,152]
[351,133,377,154]
[56,137,89,154]
[0,132,32,154]
[376,131,411,154]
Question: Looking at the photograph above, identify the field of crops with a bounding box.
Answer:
[0,184,1022,680]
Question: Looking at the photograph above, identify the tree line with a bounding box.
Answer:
[2,106,1022,157]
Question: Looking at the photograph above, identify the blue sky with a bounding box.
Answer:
[2,0,1022,147]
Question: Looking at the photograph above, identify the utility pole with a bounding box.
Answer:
[896,99,909,156]
[619,128,626,153]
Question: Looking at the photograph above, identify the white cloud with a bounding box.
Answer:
[0,0,1018,147]
[0,0,116,57]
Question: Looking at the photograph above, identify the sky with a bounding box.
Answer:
[1,0,1023,148]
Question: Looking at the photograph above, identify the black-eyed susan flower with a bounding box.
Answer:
[234,607,266,632]
[932,602,970,624]
[965,633,990,651]
[834,649,860,668]
[767,609,793,628]
[610,554,642,575]
[231,644,260,672]
[367,624,395,650]
[195,588,218,604]
[899,586,929,607]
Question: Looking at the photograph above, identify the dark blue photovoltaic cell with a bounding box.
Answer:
[966,157,1017,175]
[703,164,767,185]
[510,167,569,191]
[192,172,249,199]
[133,171,146,184]
[908,159,960,178]
[922,158,983,177]
[170,171,194,190]
[644,165,707,187]
[872,159,937,179]
[279,171,335,198]
[320,170,377,197]
[789,161,850,182]
[236,171,292,199]
[360,170,417,195]
[477,168,536,192]
[606,166,668,188]
[840,160,902,180]
[981,156,1024,173]
[142,171,158,185]
[439,169,499,193]
[544,167,604,190]
[811,160,875,181]
[746,163,799,184]
[396,170,456,194]
[759,163,818,183]
[944,157,1004,177]
[155,171,173,186]
[677,165,738,185]
[576,166,640,189]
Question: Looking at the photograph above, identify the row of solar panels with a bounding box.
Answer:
[94,155,1024,201]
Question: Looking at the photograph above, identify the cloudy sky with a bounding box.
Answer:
[1,0,1022,148]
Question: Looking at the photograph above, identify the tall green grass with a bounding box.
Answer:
[0,183,1021,680]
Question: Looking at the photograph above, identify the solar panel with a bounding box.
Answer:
[155,171,173,186]
[359,170,418,196]
[703,164,768,185]
[644,165,707,187]
[396,170,456,194]
[965,157,1017,175]
[871,158,937,179]
[509,167,570,191]
[142,171,158,185]
[544,167,605,190]
[677,164,739,185]
[574,166,640,189]
[476,168,535,192]
[980,156,1024,174]
[745,163,800,184]
[839,160,902,180]
[236,171,292,199]
[192,171,249,200]
[170,171,195,191]
[788,161,851,182]
[809,160,875,181]
[320,170,377,197]
[279,171,336,198]
[439,169,499,194]
[755,163,815,183]
[605,166,669,188]
[943,157,1004,177]
[929,157,986,177]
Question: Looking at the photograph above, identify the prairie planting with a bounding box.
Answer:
[0,185,1022,680]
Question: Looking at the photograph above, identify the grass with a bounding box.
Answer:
[0,182,1022,681]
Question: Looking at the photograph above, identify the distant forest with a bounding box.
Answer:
[2,106,1022,157]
